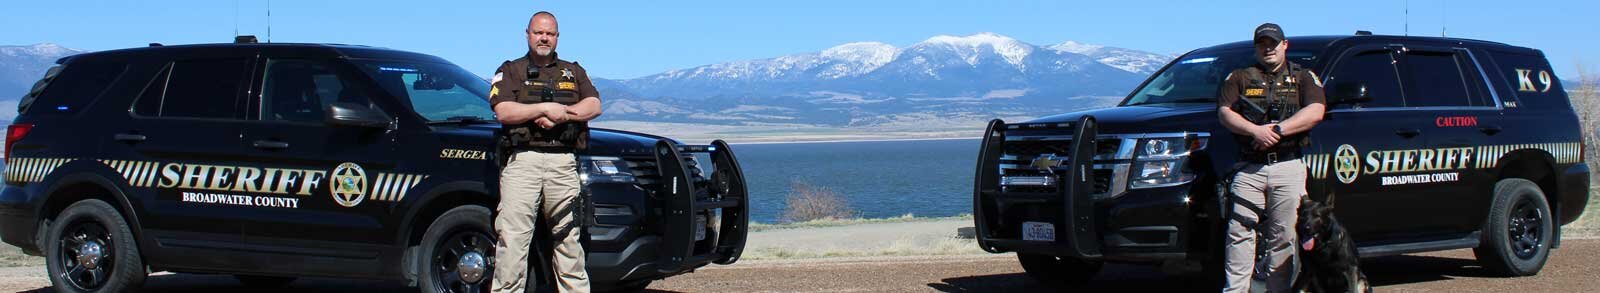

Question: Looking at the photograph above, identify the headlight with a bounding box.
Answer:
[1130,136,1207,189]
[578,156,636,185]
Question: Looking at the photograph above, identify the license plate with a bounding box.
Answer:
[1022,221,1055,242]
[694,215,708,241]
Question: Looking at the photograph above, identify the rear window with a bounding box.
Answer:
[132,58,250,119]
[1401,50,1478,108]
[1486,50,1566,109]
[23,62,128,116]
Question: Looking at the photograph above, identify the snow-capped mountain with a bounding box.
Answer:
[2,44,84,100]
[1,43,86,121]
[601,33,1171,126]
[1048,41,1172,74]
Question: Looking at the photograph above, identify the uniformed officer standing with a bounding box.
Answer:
[490,11,602,293]
[1216,23,1325,293]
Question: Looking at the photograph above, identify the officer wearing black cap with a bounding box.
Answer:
[489,10,602,293]
[1216,22,1325,293]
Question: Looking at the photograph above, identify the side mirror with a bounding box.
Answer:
[1329,82,1373,105]
[325,102,390,128]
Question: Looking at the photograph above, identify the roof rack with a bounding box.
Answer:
[1355,30,1374,36]
[234,35,258,44]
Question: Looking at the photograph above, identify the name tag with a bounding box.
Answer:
[1244,88,1265,96]
[558,82,577,90]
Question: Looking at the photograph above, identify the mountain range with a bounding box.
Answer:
[0,34,1171,126]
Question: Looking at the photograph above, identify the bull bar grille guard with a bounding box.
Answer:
[652,139,749,273]
[973,117,1103,258]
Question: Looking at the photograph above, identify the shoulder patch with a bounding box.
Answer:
[1306,71,1322,87]
[491,72,503,84]
[1224,72,1234,81]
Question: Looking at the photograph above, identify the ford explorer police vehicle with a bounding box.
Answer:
[972,33,1589,286]
[0,38,748,293]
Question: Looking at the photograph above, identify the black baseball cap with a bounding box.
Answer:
[1254,23,1285,43]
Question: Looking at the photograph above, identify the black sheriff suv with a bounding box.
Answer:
[0,38,749,293]
[973,33,1589,285]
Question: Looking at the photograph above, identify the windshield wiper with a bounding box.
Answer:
[1165,98,1216,103]
[426,116,493,125]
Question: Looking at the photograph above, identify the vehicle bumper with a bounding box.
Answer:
[0,186,42,255]
[1558,163,1590,226]
[979,183,1197,262]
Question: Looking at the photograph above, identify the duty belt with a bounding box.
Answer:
[1242,149,1301,165]
[510,145,576,154]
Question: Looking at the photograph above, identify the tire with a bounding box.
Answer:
[233,275,296,288]
[44,199,146,293]
[419,206,499,293]
[1473,178,1554,277]
[1017,253,1101,288]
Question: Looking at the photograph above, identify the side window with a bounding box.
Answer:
[25,62,128,116]
[141,58,250,119]
[260,59,378,123]
[133,64,170,117]
[1402,51,1476,108]
[1326,49,1405,109]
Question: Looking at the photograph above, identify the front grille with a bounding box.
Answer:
[624,156,708,192]
[1002,138,1121,159]
[999,137,1126,197]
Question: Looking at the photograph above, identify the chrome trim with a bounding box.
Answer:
[1461,49,1506,109]
[1000,176,1056,187]
[578,156,623,161]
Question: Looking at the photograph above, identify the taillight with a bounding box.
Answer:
[5,124,33,164]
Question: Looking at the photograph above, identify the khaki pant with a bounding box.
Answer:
[1223,160,1304,293]
[493,150,589,293]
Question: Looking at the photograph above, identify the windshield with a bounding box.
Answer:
[351,59,494,122]
[1122,48,1316,106]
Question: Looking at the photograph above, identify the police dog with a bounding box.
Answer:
[1293,194,1371,293]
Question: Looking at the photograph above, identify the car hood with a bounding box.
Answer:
[1024,103,1219,134]
[436,123,674,157]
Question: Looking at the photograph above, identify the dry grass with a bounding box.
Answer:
[741,236,985,260]
[751,214,972,232]
[779,179,857,223]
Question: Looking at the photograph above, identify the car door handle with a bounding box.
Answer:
[1394,129,1421,139]
[252,140,290,150]
[1479,126,1503,136]
[113,133,146,142]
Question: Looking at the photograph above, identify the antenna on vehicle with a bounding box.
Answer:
[1441,0,1447,37]
[266,0,272,43]
[233,0,239,37]
[1403,0,1410,36]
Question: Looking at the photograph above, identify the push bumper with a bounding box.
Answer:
[650,140,749,273]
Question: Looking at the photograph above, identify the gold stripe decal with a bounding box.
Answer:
[4,157,75,184]
[368,173,427,202]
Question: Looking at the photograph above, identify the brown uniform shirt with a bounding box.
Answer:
[490,52,600,149]
[1217,62,1325,154]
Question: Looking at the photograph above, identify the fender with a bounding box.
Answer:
[36,161,146,249]
[394,180,492,246]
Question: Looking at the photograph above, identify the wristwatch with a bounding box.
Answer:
[1272,125,1283,135]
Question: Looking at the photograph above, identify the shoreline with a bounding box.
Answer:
[727,136,981,145]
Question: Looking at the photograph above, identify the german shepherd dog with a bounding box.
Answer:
[1294,194,1372,293]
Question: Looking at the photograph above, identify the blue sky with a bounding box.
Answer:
[4,0,1597,80]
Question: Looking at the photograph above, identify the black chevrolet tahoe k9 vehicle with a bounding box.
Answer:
[0,39,749,293]
[973,34,1589,285]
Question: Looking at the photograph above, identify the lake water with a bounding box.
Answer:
[730,138,981,223]
[0,138,982,224]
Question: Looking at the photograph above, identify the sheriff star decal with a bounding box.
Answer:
[561,67,575,81]
[331,163,368,207]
